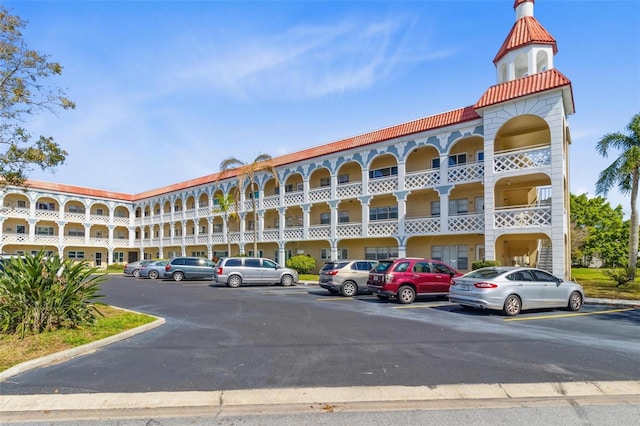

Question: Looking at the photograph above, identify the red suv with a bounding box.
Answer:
[367,258,462,304]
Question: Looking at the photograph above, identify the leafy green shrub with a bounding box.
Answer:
[106,263,124,272]
[0,251,106,337]
[603,267,636,288]
[286,255,316,274]
[472,260,500,270]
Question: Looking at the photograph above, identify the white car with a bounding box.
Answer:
[449,266,584,316]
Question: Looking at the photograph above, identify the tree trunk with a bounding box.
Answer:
[628,170,639,279]
[251,183,258,256]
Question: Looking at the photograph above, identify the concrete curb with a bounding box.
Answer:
[0,308,165,382]
[1,381,639,415]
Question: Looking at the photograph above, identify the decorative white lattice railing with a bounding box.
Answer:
[308,225,330,239]
[368,220,398,237]
[405,170,440,189]
[448,214,484,233]
[262,229,279,241]
[368,176,398,195]
[63,213,85,223]
[494,146,551,173]
[309,187,330,202]
[336,182,362,199]
[404,217,441,234]
[284,228,303,240]
[263,195,280,209]
[448,163,484,184]
[35,209,59,220]
[336,223,362,238]
[494,206,552,228]
[284,191,304,206]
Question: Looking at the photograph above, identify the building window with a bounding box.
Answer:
[191,251,206,257]
[37,202,56,210]
[247,220,255,231]
[431,201,440,217]
[337,248,348,260]
[338,210,350,223]
[174,205,182,212]
[113,252,124,263]
[431,245,468,270]
[95,208,104,216]
[369,206,398,221]
[448,153,467,166]
[285,183,303,193]
[174,229,182,237]
[68,228,85,237]
[199,199,208,207]
[16,225,26,234]
[199,225,207,233]
[365,247,398,260]
[17,200,26,208]
[320,248,329,260]
[116,231,126,239]
[68,205,85,214]
[286,215,303,228]
[95,230,103,238]
[320,177,330,187]
[449,198,468,215]
[68,251,85,259]
[115,210,126,217]
[213,224,223,232]
[369,166,398,179]
[36,226,54,235]
[338,174,350,184]
[320,212,330,225]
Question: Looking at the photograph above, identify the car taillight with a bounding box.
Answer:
[165,265,171,271]
[216,267,223,275]
[474,282,498,288]
[325,270,339,276]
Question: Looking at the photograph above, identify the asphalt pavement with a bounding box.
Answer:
[1,279,639,422]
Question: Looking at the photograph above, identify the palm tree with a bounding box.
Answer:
[219,154,279,256]
[595,113,640,278]
[213,193,238,256]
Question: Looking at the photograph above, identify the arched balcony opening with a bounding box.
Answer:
[336,161,363,199]
[369,153,399,195]
[494,115,551,175]
[308,167,331,203]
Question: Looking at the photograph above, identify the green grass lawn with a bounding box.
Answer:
[570,267,640,300]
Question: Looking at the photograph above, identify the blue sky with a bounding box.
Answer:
[6,0,640,214]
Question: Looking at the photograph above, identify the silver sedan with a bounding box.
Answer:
[449,266,584,316]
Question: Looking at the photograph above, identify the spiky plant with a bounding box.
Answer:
[0,251,106,337]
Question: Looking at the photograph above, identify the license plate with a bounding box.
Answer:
[458,284,469,291]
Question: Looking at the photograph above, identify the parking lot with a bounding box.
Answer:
[2,275,639,395]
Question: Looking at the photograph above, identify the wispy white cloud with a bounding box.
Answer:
[173,15,456,102]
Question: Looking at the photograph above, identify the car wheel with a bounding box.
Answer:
[148,270,159,280]
[397,285,416,304]
[503,295,521,316]
[376,295,388,301]
[340,281,358,297]
[328,288,339,295]
[228,275,242,288]
[132,269,140,278]
[567,291,583,311]
[172,271,184,282]
[281,274,294,286]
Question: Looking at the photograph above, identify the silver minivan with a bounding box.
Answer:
[319,260,378,296]
[214,257,298,288]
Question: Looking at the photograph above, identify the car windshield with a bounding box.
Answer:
[462,268,507,279]
[372,261,394,273]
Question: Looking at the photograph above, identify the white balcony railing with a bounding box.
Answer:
[494,145,551,173]
[494,205,551,228]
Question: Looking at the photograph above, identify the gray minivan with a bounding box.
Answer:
[214,257,298,288]
[164,257,216,281]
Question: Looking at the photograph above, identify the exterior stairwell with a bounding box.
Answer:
[536,240,553,272]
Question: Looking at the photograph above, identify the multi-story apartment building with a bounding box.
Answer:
[0,0,574,278]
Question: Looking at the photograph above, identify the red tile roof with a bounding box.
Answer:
[474,68,573,110]
[494,16,557,64]
[132,106,481,200]
[513,0,534,8]
[23,180,135,202]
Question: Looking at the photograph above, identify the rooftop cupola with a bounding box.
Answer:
[494,0,558,84]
